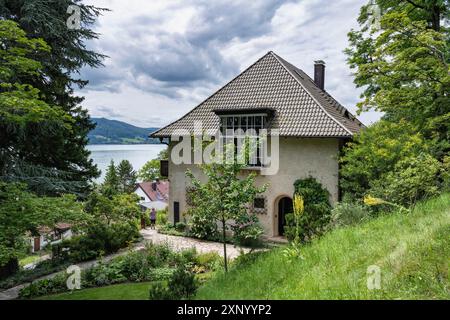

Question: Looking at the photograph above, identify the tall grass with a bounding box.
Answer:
[196,194,450,299]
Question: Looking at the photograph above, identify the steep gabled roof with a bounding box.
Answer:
[151,51,364,138]
[136,181,169,202]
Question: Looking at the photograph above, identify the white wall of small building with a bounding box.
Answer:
[30,229,73,253]
[135,187,151,203]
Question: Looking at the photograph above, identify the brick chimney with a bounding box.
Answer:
[314,60,326,90]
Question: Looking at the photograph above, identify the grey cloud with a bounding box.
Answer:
[82,0,287,97]
[187,0,287,44]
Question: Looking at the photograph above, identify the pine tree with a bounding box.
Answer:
[117,160,137,194]
[102,160,119,196]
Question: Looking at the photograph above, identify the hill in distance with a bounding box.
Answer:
[88,117,160,145]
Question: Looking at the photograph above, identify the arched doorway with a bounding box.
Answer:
[278,197,293,236]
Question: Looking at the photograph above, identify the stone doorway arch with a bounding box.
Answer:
[276,196,293,236]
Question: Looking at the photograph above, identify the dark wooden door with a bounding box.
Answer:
[278,197,293,236]
[34,237,41,252]
[174,201,180,224]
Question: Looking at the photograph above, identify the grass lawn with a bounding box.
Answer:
[196,194,450,300]
[19,255,42,267]
[37,282,153,300]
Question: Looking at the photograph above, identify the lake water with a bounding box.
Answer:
[87,144,166,182]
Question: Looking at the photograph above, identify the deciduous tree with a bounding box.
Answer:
[346,0,450,158]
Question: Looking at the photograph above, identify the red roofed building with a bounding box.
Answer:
[134,180,169,212]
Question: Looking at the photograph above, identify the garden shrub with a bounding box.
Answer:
[52,221,140,263]
[158,222,186,236]
[369,153,441,206]
[187,209,219,240]
[156,208,168,225]
[175,222,187,232]
[19,273,68,299]
[148,281,172,300]
[149,266,198,300]
[328,202,371,228]
[195,252,222,272]
[0,259,70,290]
[442,155,450,192]
[230,214,264,247]
[339,120,446,206]
[284,178,332,242]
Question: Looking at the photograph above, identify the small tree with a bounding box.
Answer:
[117,160,137,193]
[138,159,160,182]
[138,148,168,182]
[186,144,266,272]
[102,160,119,196]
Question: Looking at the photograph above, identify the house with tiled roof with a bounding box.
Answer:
[134,180,169,211]
[151,51,364,237]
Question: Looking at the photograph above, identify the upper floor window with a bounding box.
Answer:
[218,114,269,167]
[220,114,268,135]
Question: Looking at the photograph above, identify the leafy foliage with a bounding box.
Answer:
[0,1,108,186]
[0,182,85,278]
[284,178,332,242]
[138,148,168,182]
[340,120,443,205]
[20,243,203,299]
[369,153,441,206]
[328,202,371,228]
[148,266,198,300]
[0,20,85,195]
[230,213,264,248]
[346,1,450,159]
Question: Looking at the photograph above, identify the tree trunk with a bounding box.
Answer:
[430,6,440,31]
[222,217,228,273]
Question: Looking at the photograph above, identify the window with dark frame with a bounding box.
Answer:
[219,114,268,167]
[253,197,265,209]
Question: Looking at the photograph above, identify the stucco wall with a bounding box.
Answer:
[167,137,340,237]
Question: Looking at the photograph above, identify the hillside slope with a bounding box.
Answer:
[88,118,159,144]
[196,194,450,299]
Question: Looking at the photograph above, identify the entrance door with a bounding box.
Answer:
[278,197,293,236]
[34,237,41,252]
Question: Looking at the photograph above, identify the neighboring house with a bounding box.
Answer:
[30,223,73,253]
[134,180,169,212]
[151,51,364,237]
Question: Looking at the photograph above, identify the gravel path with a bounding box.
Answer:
[0,228,250,300]
[140,229,250,259]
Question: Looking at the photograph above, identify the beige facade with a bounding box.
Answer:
[166,137,341,237]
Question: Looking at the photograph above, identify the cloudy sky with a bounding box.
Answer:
[80,0,382,128]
